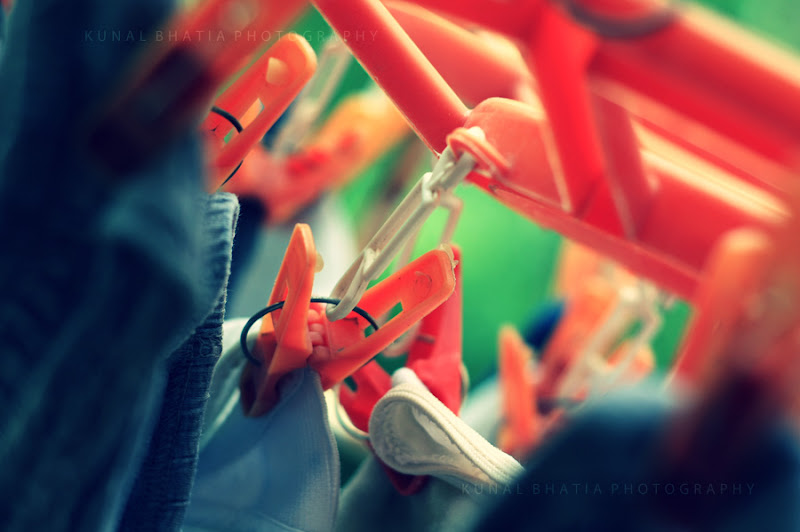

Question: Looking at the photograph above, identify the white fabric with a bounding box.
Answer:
[369,368,524,492]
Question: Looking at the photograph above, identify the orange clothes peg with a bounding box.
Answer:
[202,34,317,190]
[498,326,541,459]
[338,247,464,495]
[553,240,636,299]
[303,90,410,190]
[239,225,456,417]
[339,246,465,431]
[224,89,410,223]
[85,0,306,176]
[309,246,456,390]
[239,224,318,417]
[672,225,800,388]
[539,272,655,402]
[666,214,800,476]
[606,340,654,380]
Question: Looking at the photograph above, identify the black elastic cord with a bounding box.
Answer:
[240,297,381,366]
[560,0,678,39]
[210,106,244,187]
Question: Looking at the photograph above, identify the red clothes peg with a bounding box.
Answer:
[202,34,317,190]
[240,224,457,417]
[86,0,306,176]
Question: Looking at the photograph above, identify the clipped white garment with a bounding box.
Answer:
[186,318,340,532]
[369,368,524,492]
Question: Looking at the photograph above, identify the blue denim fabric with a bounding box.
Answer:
[184,318,340,532]
[0,5,6,47]
[471,387,800,532]
[0,0,236,529]
[119,194,239,532]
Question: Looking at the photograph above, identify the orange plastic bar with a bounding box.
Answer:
[590,94,655,237]
[383,0,545,40]
[204,34,317,188]
[387,1,533,105]
[311,0,468,153]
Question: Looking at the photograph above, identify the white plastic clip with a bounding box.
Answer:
[325,131,481,321]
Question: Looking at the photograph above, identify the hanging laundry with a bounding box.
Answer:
[185,317,339,532]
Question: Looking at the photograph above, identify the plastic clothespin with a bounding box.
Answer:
[325,141,475,321]
[239,224,318,417]
[498,325,540,459]
[554,240,615,299]
[664,215,800,478]
[84,0,306,177]
[310,244,456,389]
[224,88,410,224]
[538,277,617,402]
[239,224,457,417]
[338,246,464,495]
[339,246,465,429]
[202,34,316,190]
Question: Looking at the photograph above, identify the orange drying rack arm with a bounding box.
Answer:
[311,0,797,302]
